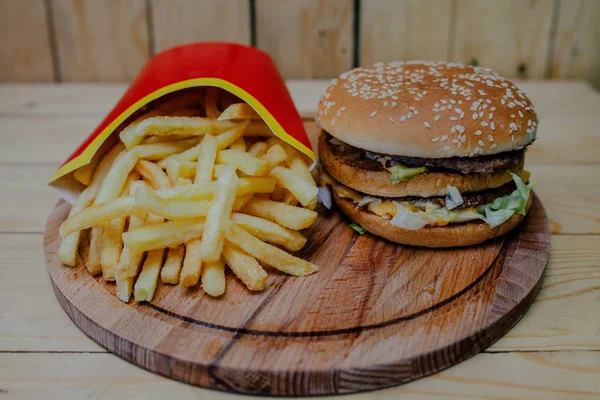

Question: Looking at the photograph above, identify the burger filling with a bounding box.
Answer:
[326,133,525,181]
[321,170,533,230]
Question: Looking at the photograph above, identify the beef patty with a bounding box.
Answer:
[325,132,525,175]
[395,181,517,210]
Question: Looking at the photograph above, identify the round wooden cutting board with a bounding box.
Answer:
[44,193,550,396]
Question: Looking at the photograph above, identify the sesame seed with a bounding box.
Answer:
[434,115,441,121]
[456,125,465,133]
[450,116,458,121]
[392,102,397,107]
[491,122,495,130]
[332,118,335,125]
[400,115,407,122]
[407,112,413,118]
[441,135,449,141]
[519,111,524,117]
[491,143,498,149]
[409,106,415,110]
[432,137,439,142]
[478,140,485,146]
[472,113,478,120]
[511,114,515,118]
[414,110,419,115]
[441,100,448,104]
[452,138,459,144]
[489,113,493,119]
[444,145,452,151]
[424,121,431,128]
[475,130,482,136]
[369,111,378,117]
[461,136,466,143]
[481,121,489,127]
[384,101,389,106]
[488,134,494,142]
[389,117,394,123]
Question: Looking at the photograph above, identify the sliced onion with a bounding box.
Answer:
[390,212,429,230]
[453,211,486,223]
[317,186,332,209]
[445,185,464,210]
[358,196,381,207]
[329,137,344,146]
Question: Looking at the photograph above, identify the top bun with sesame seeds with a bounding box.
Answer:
[317,61,539,158]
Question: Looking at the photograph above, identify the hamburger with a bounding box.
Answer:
[317,61,537,247]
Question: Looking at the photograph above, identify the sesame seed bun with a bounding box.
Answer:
[320,131,523,197]
[333,191,532,248]
[318,61,539,158]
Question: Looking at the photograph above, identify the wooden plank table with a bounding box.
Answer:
[0,80,598,399]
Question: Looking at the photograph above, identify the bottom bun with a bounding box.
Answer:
[333,191,532,248]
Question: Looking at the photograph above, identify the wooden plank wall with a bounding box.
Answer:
[0,0,599,87]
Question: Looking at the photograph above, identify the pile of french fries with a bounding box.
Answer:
[58,88,319,302]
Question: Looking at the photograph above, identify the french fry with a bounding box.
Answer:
[120,116,238,149]
[134,248,165,302]
[101,172,140,280]
[74,148,103,185]
[135,187,211,219]
[244,121,273,136]
[135,159,171,190]
[270,166,318,208]
[199,165,238,262]
[269,186,287,202]
[133,138,201,161]
[195,134,217,185]
[180,240,203,287]
[175,177,192,186]
[90,151,137,275]
[86,226,104,276]
[60,177,277,237]
[226,224,318,276]
[232,194,254,211]
[283,191,299,206]
[288,156,316,186]
[59,197,136,237]
[165,158,183,186]
[123,219,205,253]
[248,141,268,157]
[95,150,138,203]
[204,87,220,119]
[217,149,267,176]
[217,103,260,121]
[237,177,276,196]
[202,258,226,297]
[229,137,247,151]
[222,243,267,291]
[100,216,126,281]
[156,143,200,169]
[261,144,287,172]
[240,198,317,230]
[231,213,306,251]
[215,121,249,150]
[161,245,185,284]
[115,181,148,302]
[59,143,124,266]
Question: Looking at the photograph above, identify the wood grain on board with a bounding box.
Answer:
[43,191,550,394]
[151,0,251,53]
[360,0,452,65]
[552,0,600,88]
[52,0,149,81]
[255,0,354,78]
[0,0,54,82]
[452,0,555,78]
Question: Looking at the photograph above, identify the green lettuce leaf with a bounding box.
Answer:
[387,164,428,184]
[349,223,366,234]
[477,173,535,227]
